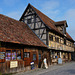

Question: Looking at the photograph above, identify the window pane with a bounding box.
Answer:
[33,54,36,61]
[27,53,30,58]
[57,37,59,43]
[27,19,31,24]
[17,50,21,60]
[24,52,30,58]
[12,50,16,60]
[24,53,27,58]
[39,54,41,60]
[6,50,11,61]
[64,39,66,45]
[49,34,53,41]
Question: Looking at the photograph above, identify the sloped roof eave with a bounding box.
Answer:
[0,14,47,48]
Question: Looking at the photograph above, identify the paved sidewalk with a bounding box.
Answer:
[13,61,75,75]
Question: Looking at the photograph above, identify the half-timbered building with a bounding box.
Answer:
[0,3,74,74]
[20,4,74,64]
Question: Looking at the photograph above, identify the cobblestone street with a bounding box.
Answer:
[14,61,75,75]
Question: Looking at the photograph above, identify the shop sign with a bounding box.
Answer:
[0,52,5,59]
[58,58,62,64]
[10,61,18,68]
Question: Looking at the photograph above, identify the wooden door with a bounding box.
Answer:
[24,49,31,67]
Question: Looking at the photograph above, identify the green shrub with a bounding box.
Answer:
[0,72,2,75]
[2,73,12,75]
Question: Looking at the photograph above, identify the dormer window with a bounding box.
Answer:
[55,20,68,34]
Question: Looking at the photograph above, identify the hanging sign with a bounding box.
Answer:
[58,58,62,64]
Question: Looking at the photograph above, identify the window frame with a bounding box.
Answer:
[24,52,30,58]
[27,18,31,24]
[33,54,37,61]
[49,34,53,41]
[5,49,22,61]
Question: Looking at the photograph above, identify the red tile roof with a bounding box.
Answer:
[31,5,60,33]
[0,14,47,47]
[55,20,68,27]
[66,32,73,40]
[30,4,74,41]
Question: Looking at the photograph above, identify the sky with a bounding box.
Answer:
[0,0,75,40]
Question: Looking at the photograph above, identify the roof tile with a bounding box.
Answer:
[0,14,47,47]
[30,4,74,41]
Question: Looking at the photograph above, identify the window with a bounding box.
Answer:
[33,54,36,61]
[17,50,21,60]
[57,52,59,55]
[24,52,30,58]
[55,37,59,43]
[55,37,57,42]
[70,43,71,47]
[27,19,31,24]
[63,55,65,59]
[39,54,41,60]
[12,50,16,60]
[6,50,11,61]
[60,39,63,44]
[60,39,62,43]
[0,52,5,59]
[72,44,74,47]
[49,34,53,41]
[57,37,59,43]
[64,39,66,45]
[52,51,55,55]
[6,50,21,61]
[0,52,5,63]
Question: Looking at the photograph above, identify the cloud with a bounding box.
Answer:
[56,9,75,24]
[40,1,60,20]
[41,1,59,10]
[6,11,22,20]
[68,0,75,4]
[40,1,75,40]
[63,9,75,40]
[65,9,75,39]
[54,8,75,40]
[64,9,75,21]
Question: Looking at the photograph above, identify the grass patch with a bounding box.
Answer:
[2,73,12,75]
[0,72,2,75]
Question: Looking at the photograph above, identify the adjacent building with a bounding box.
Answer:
[0,14,48,73]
